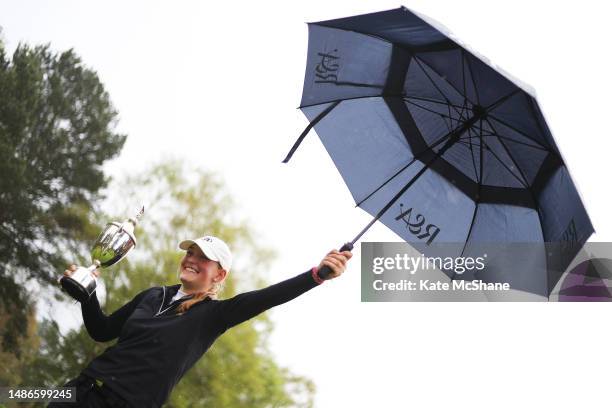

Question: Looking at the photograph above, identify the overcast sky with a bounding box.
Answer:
[2,1,611,407]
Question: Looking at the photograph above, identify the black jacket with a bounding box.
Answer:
[80,269,321,408]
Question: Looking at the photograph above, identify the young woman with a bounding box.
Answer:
[48,235,352,407]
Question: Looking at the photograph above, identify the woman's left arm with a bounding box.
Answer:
[216,249,352,330]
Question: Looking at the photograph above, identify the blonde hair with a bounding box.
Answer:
[175,266,226,314]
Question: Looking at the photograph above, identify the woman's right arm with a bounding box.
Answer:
[216,249,352,331]
[80,288,151,342]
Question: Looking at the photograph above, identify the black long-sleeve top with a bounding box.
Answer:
[80,270,321,408]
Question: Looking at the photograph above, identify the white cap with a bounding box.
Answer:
[178,235,233,271]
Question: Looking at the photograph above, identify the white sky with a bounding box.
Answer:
[2,1,612,407]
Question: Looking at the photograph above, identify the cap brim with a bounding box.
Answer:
[179,239,195,250]
[178,239,221,263]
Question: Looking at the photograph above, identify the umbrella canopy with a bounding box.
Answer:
[557,258,612,302]
[284,7,594,297]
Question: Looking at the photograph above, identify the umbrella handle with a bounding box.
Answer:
[317,242,354,280]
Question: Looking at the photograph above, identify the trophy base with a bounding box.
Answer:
[60,277,92,303]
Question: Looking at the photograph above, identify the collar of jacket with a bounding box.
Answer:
[155,284,211,316]
[156,284,186,316]
[167,283,183,300]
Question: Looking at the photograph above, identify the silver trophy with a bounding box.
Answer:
[59,207,144,302]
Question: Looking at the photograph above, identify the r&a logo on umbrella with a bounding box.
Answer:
[560,219,578,246]
[395,203,441,245]
[314,49,340,83]
[557,219,578,257]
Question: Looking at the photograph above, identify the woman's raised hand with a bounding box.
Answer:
[63,264,100,278]
[318,249,353,280]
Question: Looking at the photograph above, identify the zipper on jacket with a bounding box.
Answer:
[154,286,168,316]
[154,286,194,317]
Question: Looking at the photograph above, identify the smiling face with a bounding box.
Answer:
[179,244,227,293]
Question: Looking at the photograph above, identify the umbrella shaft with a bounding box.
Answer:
[350,129,462,246]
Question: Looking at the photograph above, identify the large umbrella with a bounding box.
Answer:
[283,7,594,297]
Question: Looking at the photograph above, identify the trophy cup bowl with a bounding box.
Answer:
[59,208,143,302]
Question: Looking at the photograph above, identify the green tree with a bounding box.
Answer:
[0,36,125,364]
[25,161,315,407]
[0,302,39,392]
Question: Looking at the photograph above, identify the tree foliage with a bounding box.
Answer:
[0,37,126,360]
